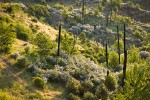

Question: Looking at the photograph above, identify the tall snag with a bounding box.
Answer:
[117,25,120,64]
[82,0,85,23]
[122,23,127,87]
[106,41,109,76]
[57,25,61,56]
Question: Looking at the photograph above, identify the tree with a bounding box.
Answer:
[34,32,56,56]
[0,22,16,53]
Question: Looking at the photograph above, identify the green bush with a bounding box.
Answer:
[34,32,56,56]
[10,52,19,60]
[32,77,45,89]
[128,45,140,63]
[83,92,97,100]
[0,90,15,100]
[105,75,117,91]
[53,2,65,10]
[68,93,81,100]
[67,5,74,11]
[17,58,29,68]
[95,83,109,100]
[31,17,38,23]
[15,23,32,41]
[66,77,82,94]
[24,46,30,54]
[108,51,119,70]
[81,80,94,92]
[6,4,22,13]
[0,22,16,53]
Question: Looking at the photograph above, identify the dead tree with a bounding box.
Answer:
[117,25,120,64]
[122,23,127,87]
[57,25,61,56]
[82,0,85,23]
[106,41,109,76]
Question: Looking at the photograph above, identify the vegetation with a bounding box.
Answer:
[0,0,149,100]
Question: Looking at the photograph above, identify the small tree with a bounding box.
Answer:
[35,32,56,56]
[0,22,16,53]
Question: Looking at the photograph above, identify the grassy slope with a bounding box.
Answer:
[0,4,66,99]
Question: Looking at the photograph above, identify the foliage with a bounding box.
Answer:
[115,64,150,100]
[0,21,16,53]
[108,51,119,70]
[34,32,56,56]
[83,92,97,100]
[11,52,19,60]
[0,90,15,100]
[113,39,124,53]
[15,23,32,41]
[128,45,140,63]
[79,32,87,44]
[5,3,22,13]
[53,2,65,10]
[139,51,150,59]
[94,7,100,16]
[66,77,82,94]
[17,58,29,68]
[32,77,45,89]
[61,8,69,21]
[81,80,94,92]
[61,33,75,54]
[68,93,81,100]
[24,46,30,54]
[105,75,117,91]
[95,83,109,100]
[27,4,50,22]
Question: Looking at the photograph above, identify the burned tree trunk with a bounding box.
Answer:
[117,25,120,64]
[57,25,61,56]
[106,42,109,76]
[122,23,127,87]
[82,0,85,23]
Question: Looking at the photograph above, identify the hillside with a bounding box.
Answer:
[0,0,150,100]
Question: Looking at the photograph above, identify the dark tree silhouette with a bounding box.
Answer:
[122,23,127,87]
[57,25,61,56]
[117,25,120,64]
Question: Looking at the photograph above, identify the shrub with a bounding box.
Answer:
[128,45,140,63]
[17,58,29,68]
[115,64,123,72]
[15,23,32,41]
[31,17,38,23]
[109,51,119,70]
[24,46,30,54]
[83,92,97,100]
[0,22,16,53]
[32,77,45,89]
[53,2,65,10]
[34,32,56,56]
[27,4,50,19]
[68,93,81,100]
[67,5,74,11]
[81,80,94,92]
[95,83,109,100]
[11,52,19,60]
[48,70,59,81]
[105,75,117,91]
[66,77,82,94]
[94,7,100,16]
[0,90,15,100]
[139,51,150,59]
[61,8,69,21]
[6,4,22,13]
